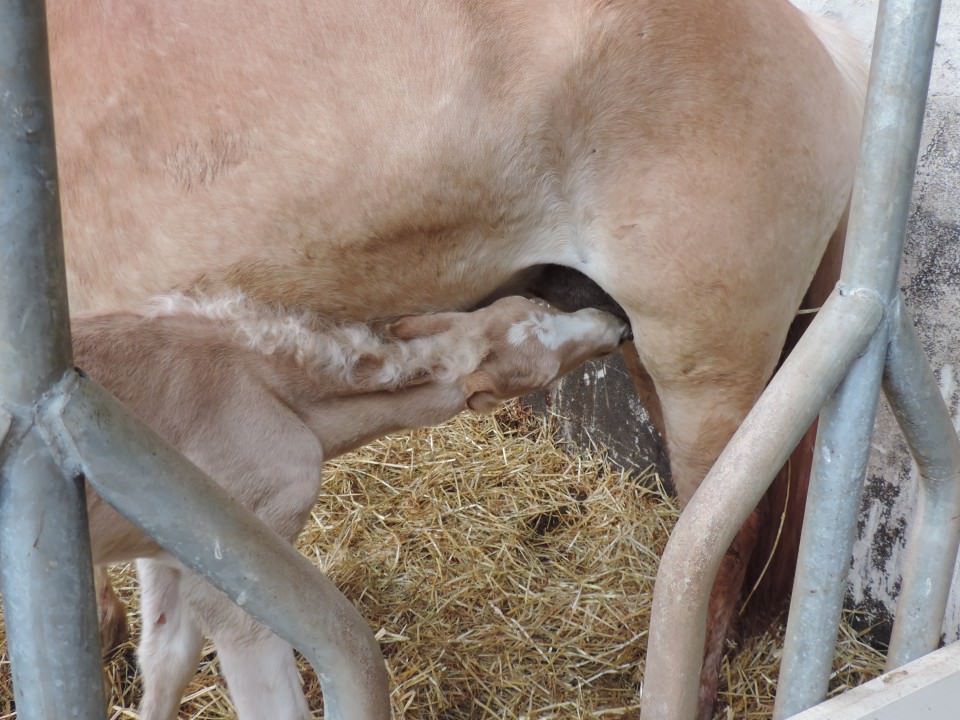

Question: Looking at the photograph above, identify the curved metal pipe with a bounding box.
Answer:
[884,298,960,670]
[39,373,392,720]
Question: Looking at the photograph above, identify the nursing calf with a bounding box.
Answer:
[75,294,627,719]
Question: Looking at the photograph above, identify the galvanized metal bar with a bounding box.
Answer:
[0,2,107,717]
[883,297,960,670]
[0,433,107,719]
[775,0,941,715]
[774,321,888,719]
[0,0,73,403]
[39,373,392,720]
[787,641,960,720]
[641,288,884,720]
[834,0,942,298]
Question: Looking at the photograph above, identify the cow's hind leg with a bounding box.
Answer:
[580,144,831,715]
[603,231,802,714]
[638,347,775,720]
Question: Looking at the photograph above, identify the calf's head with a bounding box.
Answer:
[389,296,630,412]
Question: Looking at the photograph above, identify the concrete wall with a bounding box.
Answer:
[546,0,960,645]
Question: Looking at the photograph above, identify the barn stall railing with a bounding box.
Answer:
[642,0,956,718]
[0,3,390,719]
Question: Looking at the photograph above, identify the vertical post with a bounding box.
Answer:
[0,1,107,717]
[774,0,941,716]
[773,323,888,718]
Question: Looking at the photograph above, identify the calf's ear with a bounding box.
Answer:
[386,313,454,340]
[464,371,502,413]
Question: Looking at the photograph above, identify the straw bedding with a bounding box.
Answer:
[0,402,884,718]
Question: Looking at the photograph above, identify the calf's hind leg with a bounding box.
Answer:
[178,570,311,720]
[94,565,130,654]
[138,557,310,720]
[137,559,204,720]
[213,623,310,720]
